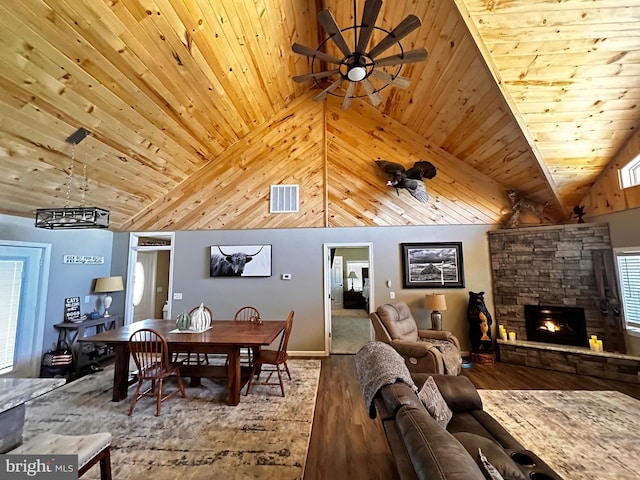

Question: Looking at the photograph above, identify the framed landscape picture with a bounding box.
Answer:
[401,242,465,288]
[210,245,272,277]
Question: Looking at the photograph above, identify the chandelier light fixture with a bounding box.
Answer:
[35,127,109,230]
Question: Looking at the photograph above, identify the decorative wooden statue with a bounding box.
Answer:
[467,291,493,353]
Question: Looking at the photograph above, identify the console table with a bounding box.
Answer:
[54,316,124,378]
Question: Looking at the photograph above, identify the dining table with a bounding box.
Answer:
[79,318,286,406]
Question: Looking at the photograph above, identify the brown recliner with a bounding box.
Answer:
[370,301,462,375]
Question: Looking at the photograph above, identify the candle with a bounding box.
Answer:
[508,331,516,342]
[596,340,603,352]
[499,325,507,341]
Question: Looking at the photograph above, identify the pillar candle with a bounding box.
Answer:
[596,340,603,352]
[508,331,516,342]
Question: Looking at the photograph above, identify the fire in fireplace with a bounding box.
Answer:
[525,305,588,348]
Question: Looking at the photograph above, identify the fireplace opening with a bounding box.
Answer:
[525,305,588,348]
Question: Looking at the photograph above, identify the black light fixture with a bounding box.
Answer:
[35,128,110,230]
[292,0,428,109]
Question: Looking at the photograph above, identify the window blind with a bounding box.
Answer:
[617,253,640,330]
[0,260,23,374]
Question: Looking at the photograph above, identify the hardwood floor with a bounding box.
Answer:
[303,355,640,480]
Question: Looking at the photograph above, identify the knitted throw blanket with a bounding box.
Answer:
[424,339,462,375]
[355,341,417,419]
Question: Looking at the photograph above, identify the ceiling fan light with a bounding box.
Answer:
[347,66,367,82]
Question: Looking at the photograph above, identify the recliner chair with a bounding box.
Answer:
[370,301,462,375]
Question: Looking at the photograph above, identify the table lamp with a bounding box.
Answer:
[94,276,124,317]
[425,293,447,331]
[347,271,358,291]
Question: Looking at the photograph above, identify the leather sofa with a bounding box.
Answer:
[370,301,462,375]
[373,374,563,480]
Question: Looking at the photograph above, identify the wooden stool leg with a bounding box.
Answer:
[100,447,112,480]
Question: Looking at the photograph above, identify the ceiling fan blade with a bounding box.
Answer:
[356,0,383,54]
[371,70,411,89]
[373,48,428,67]
[293,69,340,83]
[318,10,352,58]
[342,82,356,110]
[361,78,383,106]
[313,78,344,101]
[368,15,422,59]
[292,43,343,65]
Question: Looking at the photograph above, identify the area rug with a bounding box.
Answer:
[23,359,321,480]
[331,316,371,354]
[479,390,640,480]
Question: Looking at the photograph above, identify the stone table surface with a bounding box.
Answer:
[0,377,66,414]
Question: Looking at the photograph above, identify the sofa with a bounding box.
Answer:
[370,301,462,375]
[355,342,563,480]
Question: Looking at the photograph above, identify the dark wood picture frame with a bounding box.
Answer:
[401,242,465,288]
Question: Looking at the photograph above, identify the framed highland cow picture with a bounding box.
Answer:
[401,242,465,288]
[210,245,272,277]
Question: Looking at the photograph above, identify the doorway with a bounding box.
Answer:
[125,233,174,325]
[324,243,374,355]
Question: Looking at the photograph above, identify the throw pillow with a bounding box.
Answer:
[417,376,452,428]
[478,448,505,480]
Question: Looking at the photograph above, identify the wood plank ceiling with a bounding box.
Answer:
[0,0,638,231]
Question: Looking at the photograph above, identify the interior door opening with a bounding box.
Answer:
[324,243,374,355]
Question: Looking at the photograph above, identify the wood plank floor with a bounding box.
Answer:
[303,355,640,480]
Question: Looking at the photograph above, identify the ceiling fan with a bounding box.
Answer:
[292,0,428,110]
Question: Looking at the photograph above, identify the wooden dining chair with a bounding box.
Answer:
[128,328,186,416]
[245,310,294,397]
[234,306,261,366]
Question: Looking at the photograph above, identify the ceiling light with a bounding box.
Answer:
[35,127,110,230]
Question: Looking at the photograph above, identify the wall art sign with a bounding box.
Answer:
[209,245,272,277]
[401,242,465,288]
[64,296,81,322]
[63,255,104,265]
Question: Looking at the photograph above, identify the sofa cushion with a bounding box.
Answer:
[418,376,452,428]
[380,382,424,418]
[396,404,486,480]
[452,432,527,480]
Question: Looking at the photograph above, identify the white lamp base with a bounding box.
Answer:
[103,294,113,317]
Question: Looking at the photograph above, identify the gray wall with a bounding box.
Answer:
[0,214,114,356]
[118,224,498,354]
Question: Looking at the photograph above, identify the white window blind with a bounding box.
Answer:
[616,252,640,331]
[0,260,23,374]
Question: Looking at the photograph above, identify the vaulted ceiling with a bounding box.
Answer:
[1,0,639,231]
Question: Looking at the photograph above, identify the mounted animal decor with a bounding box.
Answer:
[504,189,549,228]
[467,291,493,353]
[375,159,437,203]
[573,205,586,223]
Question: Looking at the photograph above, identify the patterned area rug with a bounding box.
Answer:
[479,390,640,480]
[23,359,321,480]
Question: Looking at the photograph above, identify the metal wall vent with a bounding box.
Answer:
[270,184,299,213]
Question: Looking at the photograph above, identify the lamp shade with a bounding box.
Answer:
[94,276,124,293]
[425,293,447,311]
[347,271,358,279]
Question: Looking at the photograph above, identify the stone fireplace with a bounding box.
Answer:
[524,305,588,348]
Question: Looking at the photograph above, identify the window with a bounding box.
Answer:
[616,250,640,335]
[0,260,23,374]
[346,261,369,291]
[620,154,640,189]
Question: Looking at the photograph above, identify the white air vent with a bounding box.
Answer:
[270,184,299,213]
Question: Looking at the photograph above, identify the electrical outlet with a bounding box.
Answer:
[84,295,91,304]
[390,291,396,299]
